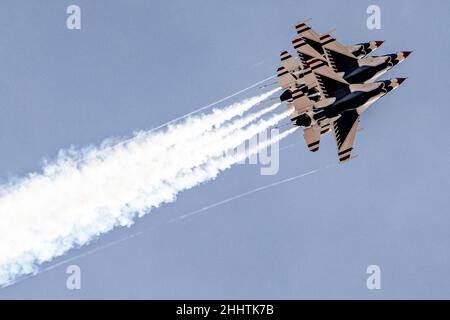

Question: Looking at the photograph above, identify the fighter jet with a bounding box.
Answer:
[281,38,410,107]
[293,35,411,84]
[287,59,407,162]
[294,20,384,60]
[275,21,410,162]
[277,51,322,103]
[277,21,396,103]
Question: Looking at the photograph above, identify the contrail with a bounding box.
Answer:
[94,103,285,210]
[146,75,277,133]
[171,163,337,223]
[5,231,144,288]
[0,92,291,286]
[108,110,294,222]
[279,142,302,151]
[140,116,296,214]
[26,162,331,283]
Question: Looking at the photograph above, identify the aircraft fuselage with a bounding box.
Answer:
[344,54,399,83]
[293,83,387,127]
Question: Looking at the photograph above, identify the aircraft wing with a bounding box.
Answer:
[276,66,298,89]
[332,110,360,163]
[307,59,350,100]
[302,118,333,152]
[280,51,301,73]
[321,34,360,76]
[303,125,321,152]
[291,36,327,67]
[294,21,324,55]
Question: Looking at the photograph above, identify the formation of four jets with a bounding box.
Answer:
[276,20,411,163]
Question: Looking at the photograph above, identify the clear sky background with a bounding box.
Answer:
[0,0,449,299]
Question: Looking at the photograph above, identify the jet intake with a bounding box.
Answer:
[293,113,312,127]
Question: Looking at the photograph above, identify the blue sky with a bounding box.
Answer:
[0,0,449,299]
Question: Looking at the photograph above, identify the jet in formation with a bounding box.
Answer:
[276,20,411,163]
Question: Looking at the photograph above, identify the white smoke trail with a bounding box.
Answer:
[121,110,293,221]
[157,125,299,207]
[145,75,277,134]
[59,87,280,168]
[0,93,291,287]
[5,124,298,288]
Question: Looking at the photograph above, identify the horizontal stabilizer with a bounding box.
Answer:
[276,66,297,89]
[292,36,326,67]
[332,110,360,163]
[280,51,301,72]
[303,125,321,152]
[294,21,324,55]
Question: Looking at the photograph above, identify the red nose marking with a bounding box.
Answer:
[402,51,413,58]
[396,78,407,85]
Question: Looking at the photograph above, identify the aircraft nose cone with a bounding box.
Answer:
[375,40,384,47]
[396,77,407,85]
[402,51,413,58]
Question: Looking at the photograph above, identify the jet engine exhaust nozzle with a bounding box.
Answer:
[293,113,312,127]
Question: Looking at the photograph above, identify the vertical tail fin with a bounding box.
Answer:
[294,21,324,55]
[291,36,326,67]
[294,19,318,37]
[321,34,359,75]
[276,66,298,89]
[280,51,301,72]
[303,125,321,152]
[320,33,357,58]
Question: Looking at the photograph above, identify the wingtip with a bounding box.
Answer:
[295,18,312,29]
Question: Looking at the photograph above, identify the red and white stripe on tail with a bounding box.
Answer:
[276,66,298,89]
[303,125,321,152]
[294,20,321,42]
[291,36,326,66]
[280,51,301,72]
